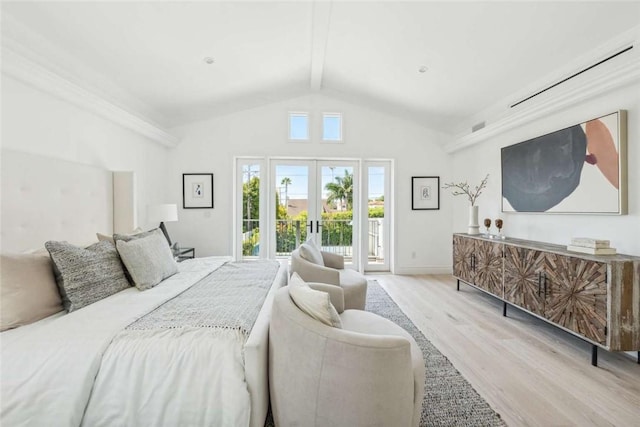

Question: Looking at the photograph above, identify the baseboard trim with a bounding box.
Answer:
[393,266,453,275]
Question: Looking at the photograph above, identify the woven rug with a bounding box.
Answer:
[265,280,505,426]
[366,280,505,426]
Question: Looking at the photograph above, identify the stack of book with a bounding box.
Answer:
[567,238,617,255]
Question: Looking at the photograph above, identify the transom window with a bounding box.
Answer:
[288,112,309,141]
[322,113,342,142]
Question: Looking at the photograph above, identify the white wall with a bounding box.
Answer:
[450,82,640,255]
[168,93,453,273]
[1,75,171,232]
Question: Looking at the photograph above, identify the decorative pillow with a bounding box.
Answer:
[45,240,130,312]
[299,239,324,266]
[97,227,143,244]
[113,228,159,243]
[288,272,341,328]
[115,229,178,291]
[0,252,64,331]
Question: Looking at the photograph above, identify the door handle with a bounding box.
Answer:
[316,220,322,231]
[307,221,313,234]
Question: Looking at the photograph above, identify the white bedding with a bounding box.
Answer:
[83,327,250,426]
[0,257,244,427]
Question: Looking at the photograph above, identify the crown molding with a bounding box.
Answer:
[1,43,180,148]
[447,25,640,154]
[445,54,640,154]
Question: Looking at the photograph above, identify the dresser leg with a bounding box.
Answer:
[502,302,507,317]
[591,345,598,367]
[456,280,460,291]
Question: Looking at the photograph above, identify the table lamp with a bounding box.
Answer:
[147,204,178,246]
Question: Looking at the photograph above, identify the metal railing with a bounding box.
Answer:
[275,220,304,256]
[242,220,260,256]
[368,218,384,260]
[241,218,384,260]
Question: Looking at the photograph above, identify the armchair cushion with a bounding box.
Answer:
[321,251,344,269]
[289,273,342,328]
[299,240,324,266]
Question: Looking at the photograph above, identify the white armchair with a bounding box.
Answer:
[290,247,367,310]
[269,283,425,427]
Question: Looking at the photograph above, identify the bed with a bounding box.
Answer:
[0,150,286,427]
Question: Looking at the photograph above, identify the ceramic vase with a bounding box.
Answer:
[468,205,480,235]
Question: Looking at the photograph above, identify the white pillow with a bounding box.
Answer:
[299,239,324,266]
[288,272,341,328]
[115,229,178,291]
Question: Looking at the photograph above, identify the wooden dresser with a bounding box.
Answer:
[452,233,640,366]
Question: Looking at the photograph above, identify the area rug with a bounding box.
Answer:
[265,280,505,426]
[366,280,505,427]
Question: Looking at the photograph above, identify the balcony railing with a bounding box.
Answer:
[243,218,384,260]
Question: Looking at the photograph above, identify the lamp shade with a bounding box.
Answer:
[147,204,178,223]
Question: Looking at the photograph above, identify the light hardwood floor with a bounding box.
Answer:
[369,274,640,427]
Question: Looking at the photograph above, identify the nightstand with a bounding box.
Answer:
[173,247,195,262]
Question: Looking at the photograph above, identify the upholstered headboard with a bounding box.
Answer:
[1,150,113,252]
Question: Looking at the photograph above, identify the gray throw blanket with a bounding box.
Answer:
[126,260,280,337]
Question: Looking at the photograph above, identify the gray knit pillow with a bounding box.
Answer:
[45,240,130,312]
[113,228,166,284]
[115,230,178,291]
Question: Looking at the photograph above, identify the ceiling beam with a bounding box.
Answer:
[309,0,333,91]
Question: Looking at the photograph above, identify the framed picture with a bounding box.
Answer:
[502,110,627,214]
[183,173,214,209]
[412,176,440,210]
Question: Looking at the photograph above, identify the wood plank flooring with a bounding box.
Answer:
[369,274,640,427]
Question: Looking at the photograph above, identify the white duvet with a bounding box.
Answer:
[0,257,256,427]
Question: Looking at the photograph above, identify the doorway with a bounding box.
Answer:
[271,159,359,269]
[235,157,392,272]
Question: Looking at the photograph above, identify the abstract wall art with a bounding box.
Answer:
[501,111,627,214]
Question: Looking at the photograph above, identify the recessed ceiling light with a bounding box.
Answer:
[203,57,215,65]
[418,65,428,73]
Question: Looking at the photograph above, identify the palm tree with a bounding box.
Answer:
[325,169,353,211]
[281,177,292,212]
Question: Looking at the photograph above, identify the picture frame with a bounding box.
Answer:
[412,176,439,210]
[501,110,627,214]
[183,173,214,209]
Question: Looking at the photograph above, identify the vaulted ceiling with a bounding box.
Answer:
[2,1,639,134]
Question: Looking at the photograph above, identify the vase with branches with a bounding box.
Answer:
[442,174,489,235]
[442,174,489,206]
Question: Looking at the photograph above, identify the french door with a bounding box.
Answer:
[271,159,359,269]
[235,157,391,272]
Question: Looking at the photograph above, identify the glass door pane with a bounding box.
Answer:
[318,162,358,269]
[364,162,390,271]
[241,163,261,257]
[272,162,315,258]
